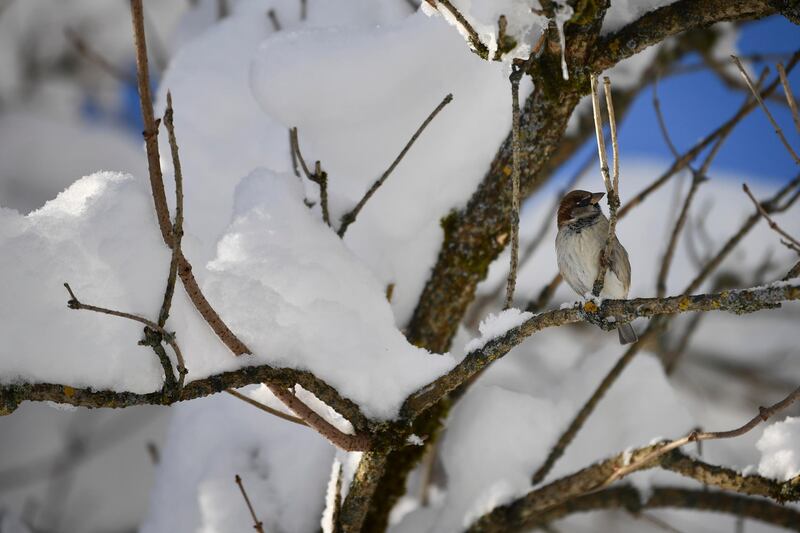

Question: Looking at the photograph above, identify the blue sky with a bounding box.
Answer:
[616,15,799,182]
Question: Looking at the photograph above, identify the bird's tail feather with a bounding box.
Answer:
[618,322,638,345]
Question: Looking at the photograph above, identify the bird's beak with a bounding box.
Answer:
[590,192,605,204]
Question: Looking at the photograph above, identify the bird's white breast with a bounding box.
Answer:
[556,220,628,299]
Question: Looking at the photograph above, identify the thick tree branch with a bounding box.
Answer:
[592,0,776,73]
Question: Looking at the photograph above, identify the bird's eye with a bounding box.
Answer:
[576,199,589,207]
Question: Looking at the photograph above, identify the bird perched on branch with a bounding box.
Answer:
[555,190,638,344]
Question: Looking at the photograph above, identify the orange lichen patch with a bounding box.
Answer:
[678,297,691,311]
[63,385,75,398]
[583,301,598,313]
[502,165,512,176]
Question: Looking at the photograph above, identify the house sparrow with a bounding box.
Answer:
[555,190,638,344]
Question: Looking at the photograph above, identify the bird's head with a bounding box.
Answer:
[557,189,605,228]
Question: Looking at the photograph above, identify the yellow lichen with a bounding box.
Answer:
[63,385,75,398]
[583,301,598,313]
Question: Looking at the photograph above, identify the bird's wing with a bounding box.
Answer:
[608,237,631,295]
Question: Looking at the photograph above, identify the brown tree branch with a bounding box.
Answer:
[224,388,306,427]
[129,0,173,247]
[340,452,387,532]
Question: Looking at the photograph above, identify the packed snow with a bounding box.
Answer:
[464,308,533,352]
[757,417,800,481]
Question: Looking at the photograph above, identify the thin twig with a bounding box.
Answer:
[267,9,281,31]
[743,183,800,253]
[601,385,800,488]
[129,0,173,247]
[300,0,307,20]
[289,129,301,179]
[505,68,524,309]
[731,55,800,164]
[337,94,453,237]
[64,28,133,84]
[590,75,622,297]
[234,475,266,533]
[652,76,681,160]
[225,388,307,426]
[158,92,184,328]
[777,62,800,135]
[290,128,331,226]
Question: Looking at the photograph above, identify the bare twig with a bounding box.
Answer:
[731,55,800,164]
[129,0,173,247]
[289,129,301,178]
[590,75,621,297]
[267,9,281,31]
[337,94,453,237]
[652,77,681,159]
[158,92,184,328]
[778,62,800,134]
[234,475,266,533]
[225,388,307,427]
[64,28,133,84]
[146,441,160,465]
[290,128,331,226]
[743,183,800,253]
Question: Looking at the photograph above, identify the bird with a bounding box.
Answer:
[555,189,638,344]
